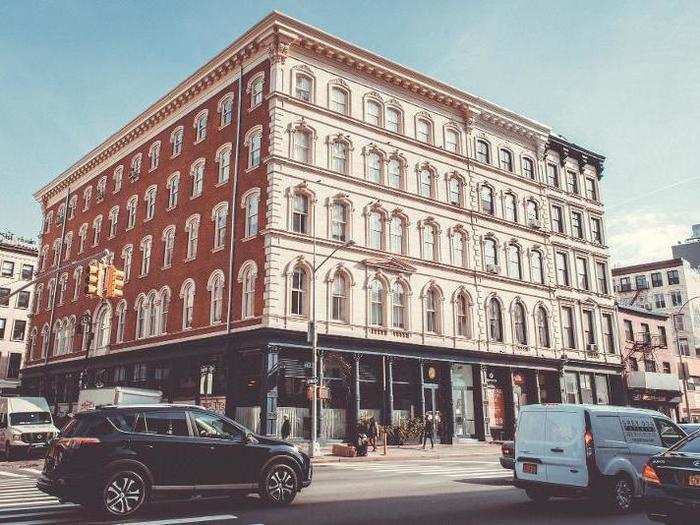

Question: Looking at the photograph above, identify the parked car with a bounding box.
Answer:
[0,397,60,460]
[644,431,700,524]
[37,404,312,518]
[500,441,514,470]
[513,404,686,513]
[678,423,700,436]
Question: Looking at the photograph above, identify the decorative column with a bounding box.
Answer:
[418,359,426,416]
[259,345,279,437]
[479,365,492,442]
[386,357,394,426]
[353,353,361,435]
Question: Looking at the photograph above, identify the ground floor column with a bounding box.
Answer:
[352,353,361,436]
[259,345,279,437]
[418,360,426,416]
[386,357,394,426]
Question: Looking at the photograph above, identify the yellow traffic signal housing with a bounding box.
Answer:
[84,263,103,297]
[106,266,125,298]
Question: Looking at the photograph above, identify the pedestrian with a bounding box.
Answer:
[368,417,379,451]
[422,413,435,449]
[281,415,291,440]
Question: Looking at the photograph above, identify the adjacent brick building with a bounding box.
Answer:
[24,12,623,442]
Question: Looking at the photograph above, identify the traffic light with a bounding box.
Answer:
[83,263,103,297]
[105,265,125,298]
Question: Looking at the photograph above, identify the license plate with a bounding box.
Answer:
[523,463,538,475]
[688,474,700,487]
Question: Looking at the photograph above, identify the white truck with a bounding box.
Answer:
[0,397,60,460]
[76,387,163,413]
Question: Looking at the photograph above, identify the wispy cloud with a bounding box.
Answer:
[607,211,687,267]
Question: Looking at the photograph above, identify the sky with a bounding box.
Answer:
[1,0,698,266]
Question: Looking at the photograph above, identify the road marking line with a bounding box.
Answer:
[0,471,28,478]
[0,503,73,514]
[129,515,238,525]
[0,508,78,520]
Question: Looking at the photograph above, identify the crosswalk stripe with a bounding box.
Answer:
[0,471,28,478]
[0,499,59,508]
[19,468,44,475]
[0,507,78,520]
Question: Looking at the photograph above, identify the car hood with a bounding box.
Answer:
[10,423,59,433]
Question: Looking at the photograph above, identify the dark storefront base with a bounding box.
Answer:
[20,328,625,443]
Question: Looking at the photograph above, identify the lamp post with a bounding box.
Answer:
[674,296,700,423]
[308,238,355,457]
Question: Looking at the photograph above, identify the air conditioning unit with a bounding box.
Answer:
[528,219,542,230]
[486,264,500,274]
[586,343,598,354]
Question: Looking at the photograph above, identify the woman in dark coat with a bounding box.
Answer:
[367,417,379,451]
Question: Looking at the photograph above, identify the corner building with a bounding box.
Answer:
[24,13,622,442]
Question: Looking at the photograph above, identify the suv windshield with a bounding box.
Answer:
[10,412,52,426]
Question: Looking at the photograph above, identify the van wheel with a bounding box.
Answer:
[525,488,550,503]
[259,463,298,506]
[609,474,634,514]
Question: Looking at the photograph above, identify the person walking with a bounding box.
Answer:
[281,415,291,440]
[422,413,435,449]
[368,417,379,452]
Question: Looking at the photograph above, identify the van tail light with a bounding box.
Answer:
[584,430,594,459]
[56,437,101,451]
[642,463,661,485]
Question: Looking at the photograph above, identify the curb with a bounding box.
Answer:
[312,446,501,464]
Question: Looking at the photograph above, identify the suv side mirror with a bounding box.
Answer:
[243,432,257,445]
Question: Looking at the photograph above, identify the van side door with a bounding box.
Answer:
[514,410,548,484]
[543,409,588,487]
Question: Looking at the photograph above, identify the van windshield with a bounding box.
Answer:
[10,412,52,426]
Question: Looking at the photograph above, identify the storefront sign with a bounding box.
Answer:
[200,396,226,415]
[488,388,505,429]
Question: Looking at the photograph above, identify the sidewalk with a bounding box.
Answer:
[311,441,501,463]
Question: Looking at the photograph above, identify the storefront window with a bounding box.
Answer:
[579,373,594,404]
[564,372,580,404]
[595,375,610,404]
[452,365,476,439]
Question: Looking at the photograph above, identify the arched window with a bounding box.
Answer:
[523,157,535,180]
[248,130,261,168]
[499,149,514,172]
[480,185,494,215]
[530,250,544,284]
[185,216,200,260]
[504,193,517,222]
[95,305,112,351]
[160,289,170,334]
[391,282,406,329]
[331,201,348,242]
[295,74,312,102]
[365,100,382,126]
[149,142,160,171]
[291,266,307,316]
[423,223,437,261]
[330,87,349,115]
[331,140,349,174]
[213,203,228,250]
[507,244,522,279]
[251,77,264,107]
[448,177,462,206]
[476,140,490,164]
[367,152,382,183]
[245,192,260,237]
[386,107,402,133]
[390,215,406,254]
[108,206,119,237]
[217,146,231,183]
[370,280,384,326]
[171,127,184,156]
[130,155,142,180]
[194,111,208,142]
[331,273,348,322]
[126,197,138,229]
[242,267,255,319]
[452,231,467,267]
[209,273,224,324]
[488,298,503,342]
[368,211,384,250]
[220,95,233,127]
[191,161,205,198]
[292,193,309,234]
[537,306,551,348]
[115,301,127,343]
[145,186,157,221]
[455,293,470,337]
[162,227,175,268]
[294,129,311,163]
[425,287,440,334]
[513,302,527,345]
[167,173,180,209]
[416,118,432,143]
[445,128,460,153]
[388,158,403,189]
[418,169,432,198]
[147,293,158,337]
[484,238,498,268]
[526,200,539,223]
[139,237,152,276]
[181,281,195,329]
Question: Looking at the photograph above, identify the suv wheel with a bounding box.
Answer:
[260,463,298,506]
[99,469,148,517]
[610,474,634,514]
[5,442,14,462]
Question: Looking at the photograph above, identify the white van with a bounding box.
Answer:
[513,404,686,513]
[76,387,162,413]
[0,397,60,460]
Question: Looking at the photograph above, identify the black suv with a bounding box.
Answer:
[37,405,312,518]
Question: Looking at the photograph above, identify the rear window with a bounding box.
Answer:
[517,412,546,442]
[61,416,114,437]
[676,435,700,454]
[546,412,580,444]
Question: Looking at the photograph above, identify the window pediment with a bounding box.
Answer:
[363,256,416,274]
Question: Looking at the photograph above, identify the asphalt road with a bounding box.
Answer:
[0,453,658,525]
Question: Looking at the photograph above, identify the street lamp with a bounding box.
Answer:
[308,238,355,457]
[674,296,700,423]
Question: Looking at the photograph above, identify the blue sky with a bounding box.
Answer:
[1,0,698,265]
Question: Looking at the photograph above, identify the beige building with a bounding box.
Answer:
[0,232,38,393]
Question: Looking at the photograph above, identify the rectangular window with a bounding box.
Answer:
[11,320,26,341]
[667,270,680,285]
[556,252,570,286]
[564,372,579,404]
[21,264,33,280]
[596,262,608,294]
[0,318,5,339]
[659,326,668,347]
[16,291,30,309]
[295,75,312,102]
[0,287,9,307]
[585,177,597,200]
[679,339,690,356]
[561,306,575,349]
[623,319,634,341]
[635,275,648,289]
[651,272,663,287]
[590,217,603,244]
[566,170,579,194]
[546,163,559,187]
[662,362,671,374]
[602,314,615,354]
[576,257,589,290]
[1,261,14,278]
[551,205,564,233]
[654,293,666,308]
[670,290,683,306]
[571,211,584,239]
[582,310,595,346]
[579,374,594,404]
[674,314,685,332]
